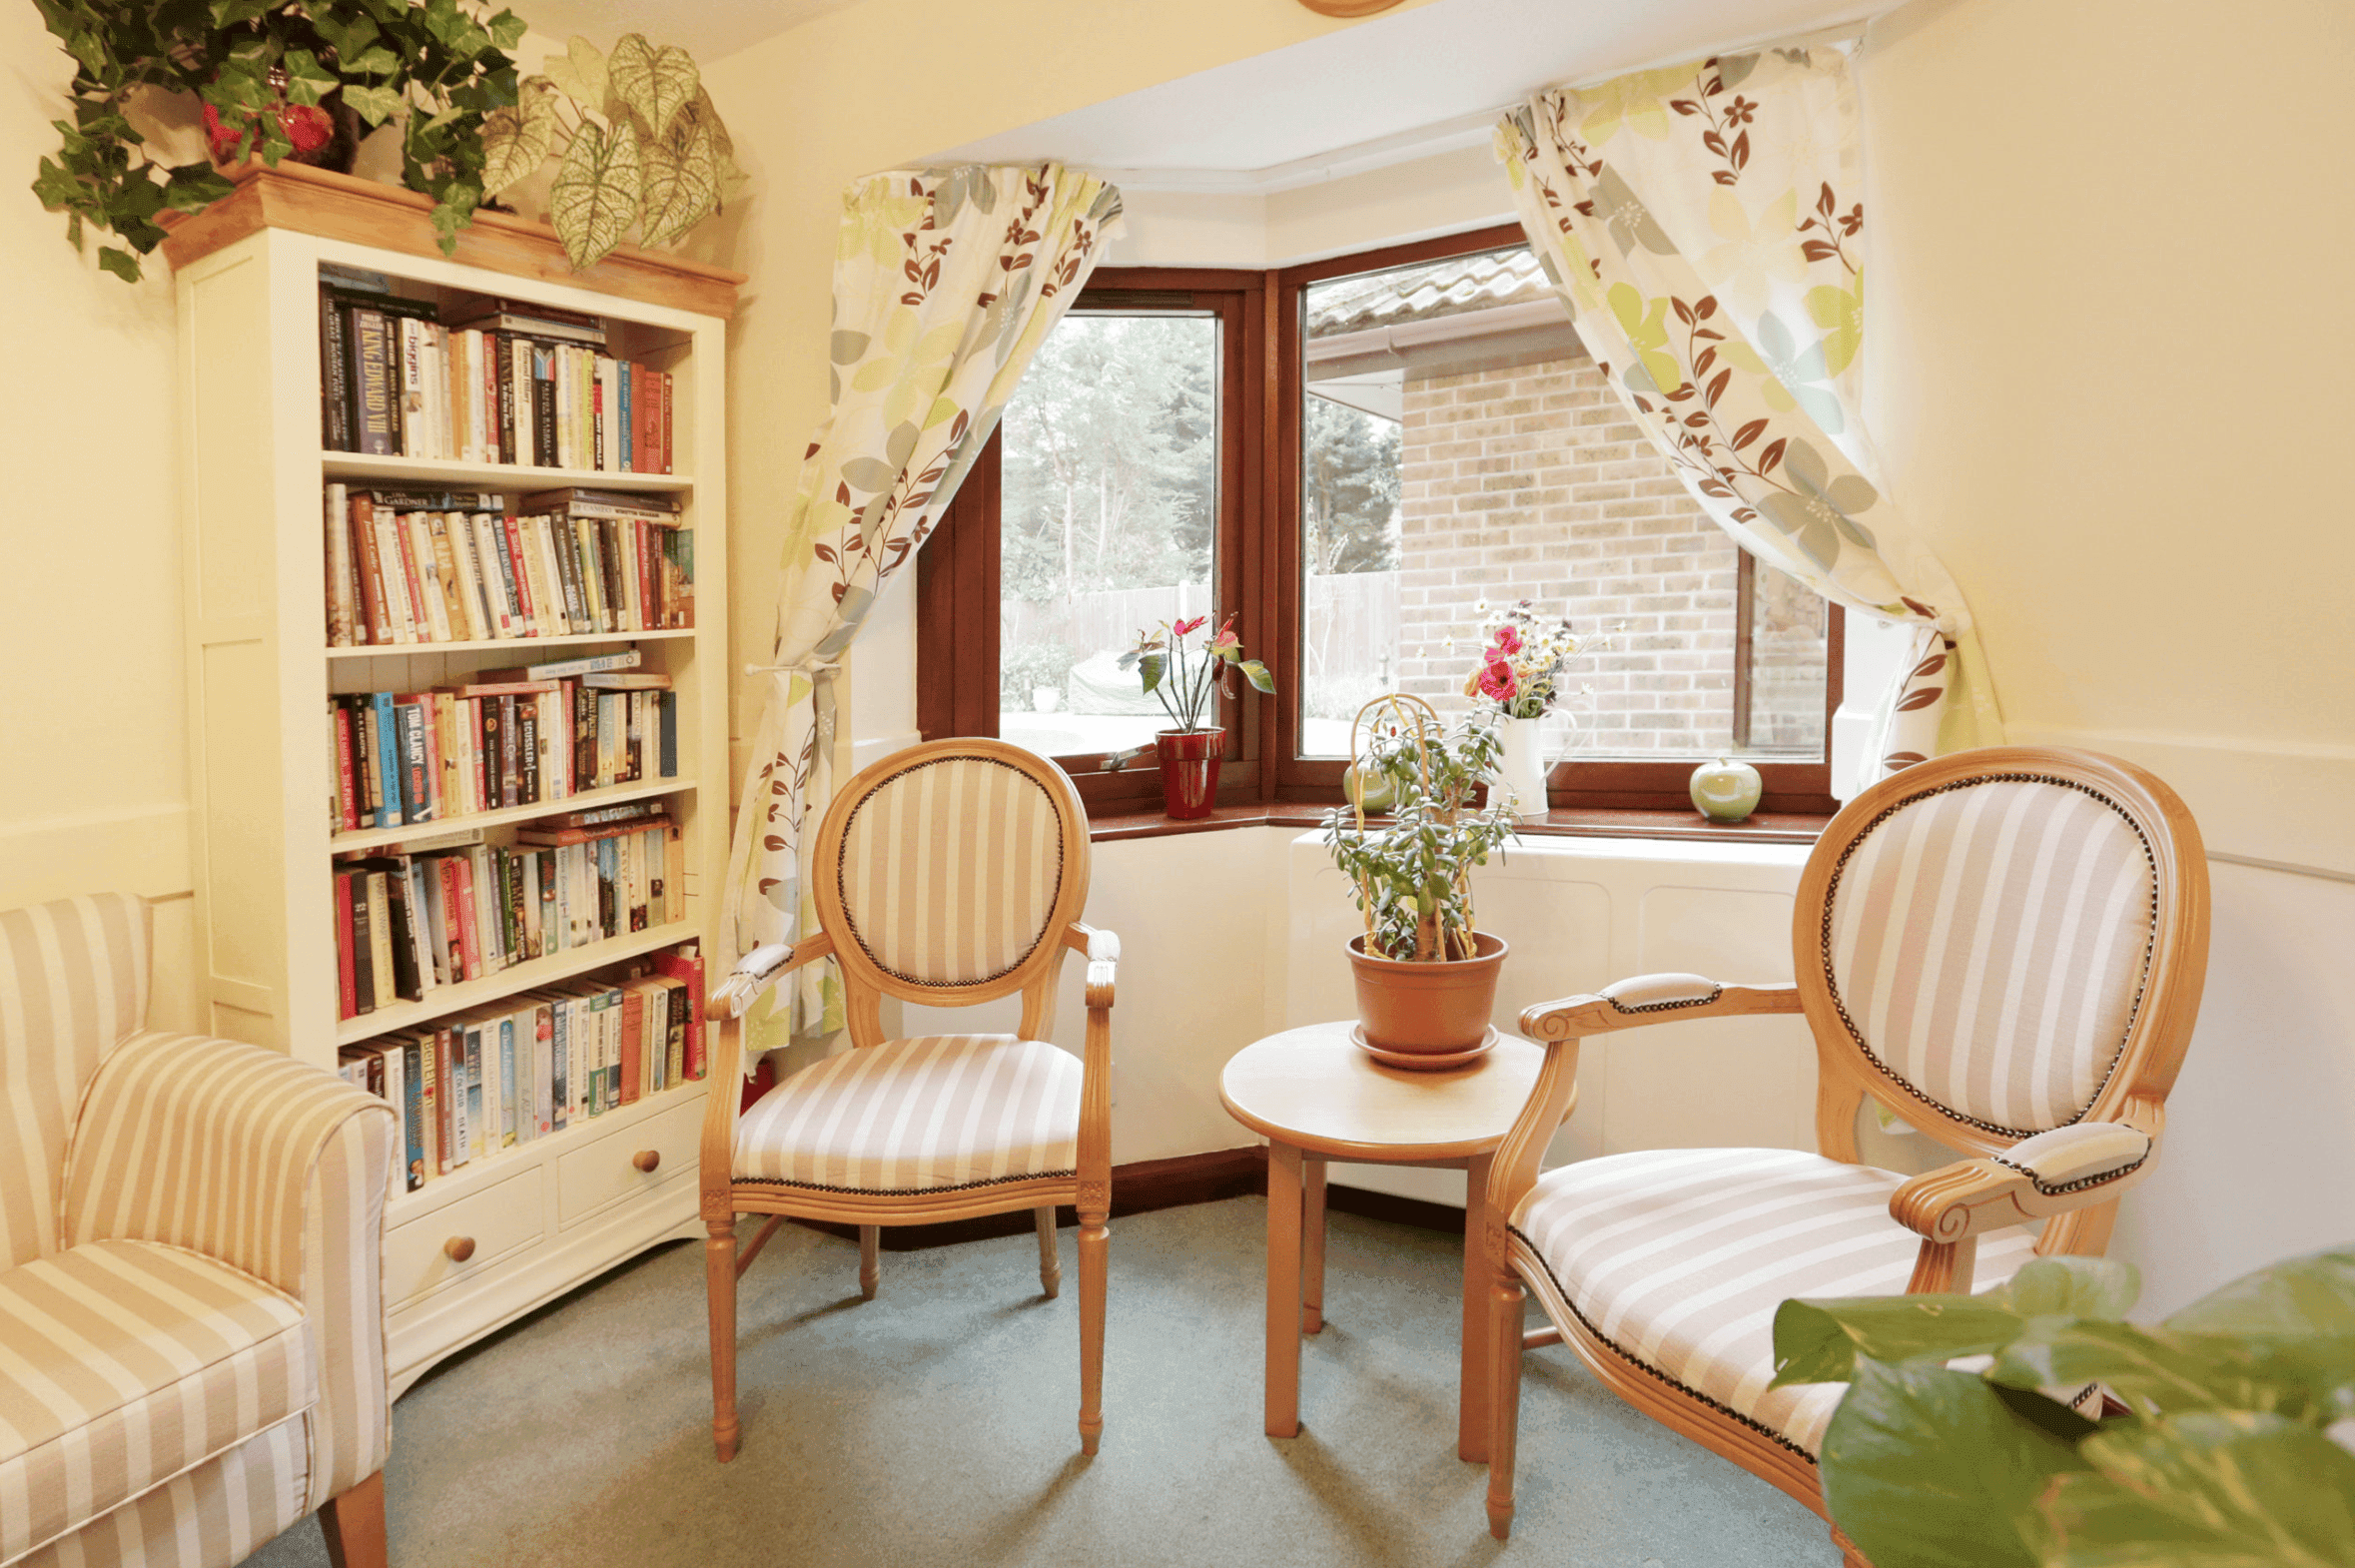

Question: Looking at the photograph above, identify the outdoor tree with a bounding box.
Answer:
[1302,394,1402,575]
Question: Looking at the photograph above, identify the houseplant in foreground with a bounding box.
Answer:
[1459,598,1607,821]
[1771,1245,2355,1568]
[1118,613,1273,819]
[1321,694,1517,1064]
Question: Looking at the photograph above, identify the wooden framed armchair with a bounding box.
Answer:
[1,894,396,1568]
[1480,747,2209,1563]
[699,739,1118,1461]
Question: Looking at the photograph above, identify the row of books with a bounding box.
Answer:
[335,819,682,1020]
[321,280,676,473]
[326,484,692,647]
[332,662,676,833]
[338,945,707,1193]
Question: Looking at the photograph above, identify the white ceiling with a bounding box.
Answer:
[506,0,860,62]
[936,0,1893,189]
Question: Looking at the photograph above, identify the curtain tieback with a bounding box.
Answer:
[742,657,842,678]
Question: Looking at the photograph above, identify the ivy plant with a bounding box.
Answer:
[1772,1247,2355,1568]
[478,33,742,272]
[1321,700,1516,962]
[32,0,524,284]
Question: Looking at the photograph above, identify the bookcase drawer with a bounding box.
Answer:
[387,1165,545,1308]
[556,1093,704,1227]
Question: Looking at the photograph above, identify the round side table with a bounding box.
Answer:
[1218,1020,1555,1462]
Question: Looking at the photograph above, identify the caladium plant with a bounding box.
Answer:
[478,33,741,272]
[1117,613,1273,734]
[1772,1246,2355,1568]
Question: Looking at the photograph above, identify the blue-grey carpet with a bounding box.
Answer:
[248,1196,1833,1567]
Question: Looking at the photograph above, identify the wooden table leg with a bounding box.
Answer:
[1458,1152,1494,1463]
[1301,1157,1327,1335]
[1265,1141,1304,1438]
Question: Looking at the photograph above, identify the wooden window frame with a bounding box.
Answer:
[919,238,1845,824]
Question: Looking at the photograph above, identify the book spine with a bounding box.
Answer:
[424,514,466,641]
[320,289,351,451]
[365,871,394,1009]
[398,702,430,823]
[459,1025,480,1164]
[435,857,465,981]
[619,986,643,1106]
[498,1017,517,1149]
[395,317,422,457]
[658,369,672,474]
[592,357,607,471]
[333,705,360,831]
[371,692,403,827]
[451,853,481,978]
[324,483,356,646]
[419,852,450,986]
[400,1038,425,1190]
[499,512,539,635]
[355,309,394,455]
[618,361,632,472]
[482,513,518,637]
[497,693,520,807]
[334,872,358,1019]
[350,494,390,645]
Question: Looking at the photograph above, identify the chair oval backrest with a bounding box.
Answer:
[813,740,1090,1005]
[1799,748,2206,1144]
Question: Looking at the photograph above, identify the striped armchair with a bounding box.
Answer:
[0,895,396,1568]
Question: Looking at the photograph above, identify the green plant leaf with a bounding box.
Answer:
[97,246,141,283]
[548,116,641,270]
[1139,653,1166,695]
[543,36,609,115]
[312,12,382,62]
[1819,1361,2090,1568]
[343,83,405,128]
[1238,659,1275,694]
[2167,1249,2355,1339]
[478,78,559,195]
[209,0,274,27]
[2042,1412,2355,1567]
[1997,1257,2140,1321]
[280,49,339,106]
[486,10,527,50]
[636,121,719,248]
[162,162,235,213]
[344,45,399,77]
[1772,1295,2027,1388]
[606,33,698,141]
[1993,1318,2355,1423]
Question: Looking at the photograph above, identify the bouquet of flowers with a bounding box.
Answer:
[1120,613,1275,733]
[1456,599,1607,720]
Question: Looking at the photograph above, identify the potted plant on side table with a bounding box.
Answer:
[1322,694,1518,1068]
[1118,614,1273,820]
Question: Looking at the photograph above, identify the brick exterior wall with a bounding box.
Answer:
[1385,349,1823,756]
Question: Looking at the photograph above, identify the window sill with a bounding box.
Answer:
[1087,803,1830,846]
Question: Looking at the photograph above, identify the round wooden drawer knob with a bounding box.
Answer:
[632,1150,661,1174]
[443,1235,476,1263]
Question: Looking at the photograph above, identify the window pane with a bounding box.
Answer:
[999,313,1218,757]
[1298,244,1827,761]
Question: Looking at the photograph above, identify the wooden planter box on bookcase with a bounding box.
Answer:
[164,166,743,1395]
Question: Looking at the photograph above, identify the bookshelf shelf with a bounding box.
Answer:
[335,920,696,1047]
[329,777,694,853]
[172,203,733,1395]
[322,451,694,494]
[327,628,696,661]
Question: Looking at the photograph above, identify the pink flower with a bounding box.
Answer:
[1492,624,1522,656]
[1478,660,1518,702]
[1173,615,1206,638]
[1208,614,1240,654]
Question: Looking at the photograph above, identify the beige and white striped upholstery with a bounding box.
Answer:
[1824,776,2157,1134]
[0,895,151,1270]
[1511,1148,2040,1456]
[836,756,1065,987]
[18,1417,309,1568]
[734,1035,1081,1191]
[0,1240,311,1565]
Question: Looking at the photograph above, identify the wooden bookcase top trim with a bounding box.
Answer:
[161,161,745,319]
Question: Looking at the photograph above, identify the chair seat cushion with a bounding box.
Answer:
[1510,1148,2039,1456]
[0,1239,313,1563]
[733,1035,1082,1193]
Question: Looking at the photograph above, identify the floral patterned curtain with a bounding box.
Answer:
[723,165,1123,1054]
[1496,45,2000,787]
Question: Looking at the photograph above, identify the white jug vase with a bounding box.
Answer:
[1495,715,1553,822]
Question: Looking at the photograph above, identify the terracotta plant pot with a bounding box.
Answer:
[1347,930,1508,1055]
[1155,727,1222,819]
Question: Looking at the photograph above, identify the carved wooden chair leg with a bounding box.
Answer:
[1486,1273,1528,1540]
[1035,1206,1062,1298]
[1077,1204,1109,1454]
[705,1215,741,1462]
[859,1224,881,1300]
[319,1469,387,1568]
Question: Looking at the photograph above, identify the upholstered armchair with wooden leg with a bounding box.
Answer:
[1,894,397,1568]
[699,739,1117,1462]
[1479,748,2209,1565]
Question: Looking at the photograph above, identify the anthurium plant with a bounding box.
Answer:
[1322,696,1516,962]
[1771,1246,2355,1568]
[32,0,525,283]
[1118,613,1273,734]
[477,33,740,271]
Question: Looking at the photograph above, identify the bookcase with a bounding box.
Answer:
[164,163,741,1394]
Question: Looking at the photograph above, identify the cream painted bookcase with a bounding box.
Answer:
[165,165,741,1394]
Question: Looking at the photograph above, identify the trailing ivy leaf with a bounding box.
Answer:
[607,33,698,141]
[162,162,235,213]
[209,0,275,28]
[486,10,527,51]
[97,246,141,282]
[548,116,641,270]
[2043,1412,2355,1567]
[543,36,610,116]
[342,83,405,128]
[478,78,559,195]
[636,122,719,247]
[344,46,400,77]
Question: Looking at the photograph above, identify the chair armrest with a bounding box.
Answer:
[706,930,836,1022]
[64,1031,397,1508]
[1520,975,1802,1041]
[1064,922,1120,1010]
[1889,1120,2157,1243]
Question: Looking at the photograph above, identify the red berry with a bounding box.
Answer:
[279,103,334,156]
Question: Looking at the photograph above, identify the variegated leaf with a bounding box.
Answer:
[549,117,641,271]
[607,33,698,141]
[478,78,560,196]
[636,122,718,248]
[543,35,609,115]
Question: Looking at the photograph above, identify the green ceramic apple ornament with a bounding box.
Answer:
[1689,756,1763,822]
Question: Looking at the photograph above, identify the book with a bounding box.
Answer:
[401,1036,426,1190]
[651,944,706,1080]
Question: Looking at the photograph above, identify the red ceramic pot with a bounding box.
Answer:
[1154,728,1223,819]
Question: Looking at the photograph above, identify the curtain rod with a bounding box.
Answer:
[1546,18,1868,96]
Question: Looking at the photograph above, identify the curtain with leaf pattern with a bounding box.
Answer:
[723,165,1124,1054]
[1496,45,1999,788]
